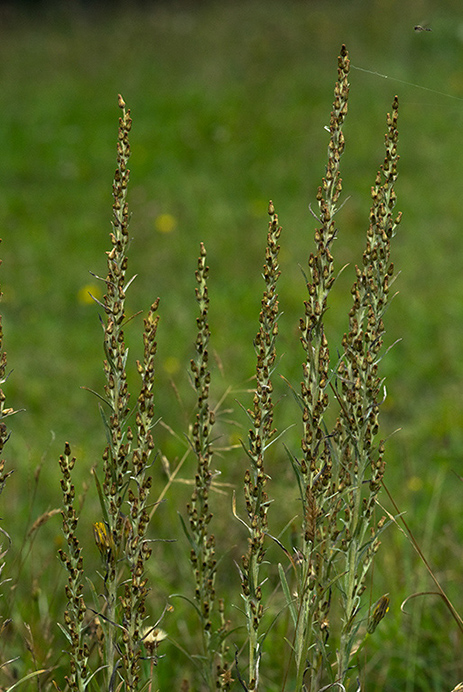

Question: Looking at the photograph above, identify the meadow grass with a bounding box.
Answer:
[0,1,463,690]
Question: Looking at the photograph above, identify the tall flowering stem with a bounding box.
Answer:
[96,93,134,686]
[336,96,401,683]
[292,44,350,690]
[119,298,159,689]
[56,95,158,690]
[186,243,223,688]
[94,94,158,690]
[286,47,401,691]
[239,201,281,691]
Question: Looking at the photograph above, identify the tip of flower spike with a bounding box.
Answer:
[118,94,126,109]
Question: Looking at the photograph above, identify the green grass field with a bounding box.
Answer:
[1,1,463,689]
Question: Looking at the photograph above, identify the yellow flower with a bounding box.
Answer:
[93,521,114,557]
[155,213,177,234]
[93,514,131,560]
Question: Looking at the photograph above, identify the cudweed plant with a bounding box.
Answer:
[93,94,159,690]
[287,44,352,692]
[58,95,160,691]
[237,202,281,691]
[335,95,400,683]
[0,44,411,692]
[184,242,231,689]
[281,45,401,691]
[59,47,401,692]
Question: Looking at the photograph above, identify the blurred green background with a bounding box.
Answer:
[1,0,463,689]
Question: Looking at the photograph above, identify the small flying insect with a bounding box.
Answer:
[414,24,432,32]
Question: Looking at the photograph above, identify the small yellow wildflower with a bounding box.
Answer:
[93,514,131,560]
[93,521,114,557]
[155,213,176,234]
